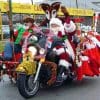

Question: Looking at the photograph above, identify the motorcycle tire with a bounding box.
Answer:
[17,73,39,98]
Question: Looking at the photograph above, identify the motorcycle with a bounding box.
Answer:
[16,32,76,98]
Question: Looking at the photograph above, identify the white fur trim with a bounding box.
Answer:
[64,39,75,60]
[59,26,65,36]
[85,43,96,49]
[50,18,65,36]
[64,21,76,33]
[77,61,82,67]
[55,47,70,56]
[59,59,72,69]
[80,56,89,61]
[50,18,62,26]
[91,37,100,47]
[56,48,65,55]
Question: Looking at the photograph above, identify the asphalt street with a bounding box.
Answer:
[0,76,100,100]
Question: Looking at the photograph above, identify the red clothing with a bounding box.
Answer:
[76,36,100,81]
[76,59,94,81]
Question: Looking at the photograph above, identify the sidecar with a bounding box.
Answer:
[0,42,22,82]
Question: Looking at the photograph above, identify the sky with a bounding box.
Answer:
[0,0,44,4]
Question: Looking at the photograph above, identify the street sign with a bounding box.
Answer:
[0,1,94,16]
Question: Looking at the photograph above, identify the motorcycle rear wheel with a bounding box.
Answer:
[17,74,39,98]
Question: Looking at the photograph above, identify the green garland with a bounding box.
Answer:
[61,35,68,41]
[15,25,25,44]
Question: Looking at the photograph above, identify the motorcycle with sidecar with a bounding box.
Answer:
[1,28,99,99]
[16,31,76,98]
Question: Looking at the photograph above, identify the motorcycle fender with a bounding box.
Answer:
[16,61,37,75]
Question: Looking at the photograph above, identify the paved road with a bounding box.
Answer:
[0,77,100,100]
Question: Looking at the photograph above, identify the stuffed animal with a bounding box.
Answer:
[40,2,70,26]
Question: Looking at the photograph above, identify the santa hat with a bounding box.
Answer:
[50,18,62,27]
[50,18,65,35]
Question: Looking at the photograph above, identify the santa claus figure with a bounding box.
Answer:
[48,17,76,82]
[76,31,100,80]
[50,17,76,60]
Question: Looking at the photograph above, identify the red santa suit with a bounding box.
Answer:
[49,17,76,69]
[82,37,100,76]
[87,31,100,47]
[76,55,94,81]
[86,34,100,63]
[76,32,100,80]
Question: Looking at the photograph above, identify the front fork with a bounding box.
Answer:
[33,62,42,83]
[33,58,45,83]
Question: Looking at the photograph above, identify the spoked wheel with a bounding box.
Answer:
[17,74,39,98]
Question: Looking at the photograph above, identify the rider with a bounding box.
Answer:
[14,16,41,44]
[3,16,41,61]
[14,16,41,53]
[49,16,76,82]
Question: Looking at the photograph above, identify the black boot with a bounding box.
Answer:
[57,66,66,82]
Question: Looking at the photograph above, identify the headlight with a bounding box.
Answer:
[39,48,45,55]
[28,46,37,56]
[30,35,38,42]
[2,64,6,69]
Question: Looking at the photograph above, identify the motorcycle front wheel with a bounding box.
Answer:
[17,73,39,98]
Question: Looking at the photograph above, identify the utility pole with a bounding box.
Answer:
[75,0,81,36]
[31,0,33,5]
[0,8,3,40]
[7,0,14,40]
[8,0,12,21]
[76,0,78,8]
